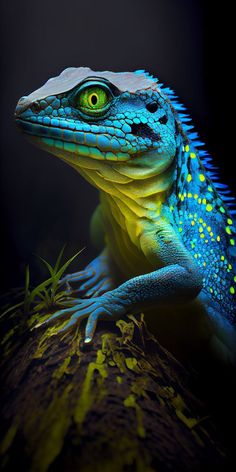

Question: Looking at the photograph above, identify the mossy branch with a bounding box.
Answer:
[0,250,231,472]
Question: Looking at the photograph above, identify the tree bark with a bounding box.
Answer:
[0,310,231,472]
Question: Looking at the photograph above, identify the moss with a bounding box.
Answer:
[74,348,108,426]
[26,386,72,472]
[116,318,135,344]
[124,394,145,438]
[116,375,123,384]
[0,300,228,471]
[125,357,138,371]
[52,356,71,380]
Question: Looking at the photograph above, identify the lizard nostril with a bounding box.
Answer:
[146,101,158,113]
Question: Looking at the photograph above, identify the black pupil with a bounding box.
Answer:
[91,94,98,105]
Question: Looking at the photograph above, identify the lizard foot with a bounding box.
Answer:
[35,292,126,343]
[60,252,116,298]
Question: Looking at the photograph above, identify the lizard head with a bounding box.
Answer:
[15,67,178,179]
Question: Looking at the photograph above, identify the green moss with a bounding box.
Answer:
[125,357,138,371]
[131,377,149,399]
[27,385,72,472]
[33,321,69,359]
[124,394,145,438]
[52,356,71,380]
[116,318,135,344]
[74,348,108,426]
[116,376,123,384]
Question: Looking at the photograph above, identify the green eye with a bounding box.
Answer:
[77,85,111,116]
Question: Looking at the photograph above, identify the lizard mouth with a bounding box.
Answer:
[15,118,132,162]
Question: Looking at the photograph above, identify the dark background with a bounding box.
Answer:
[0,0,234,290]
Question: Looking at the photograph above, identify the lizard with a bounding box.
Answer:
[15,67,236,366]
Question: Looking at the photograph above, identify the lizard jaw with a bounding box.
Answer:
[15,118,131,162]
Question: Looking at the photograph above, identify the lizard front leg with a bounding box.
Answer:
[37,221,203,343]
[61,205,118,297]
[62,248,118,298]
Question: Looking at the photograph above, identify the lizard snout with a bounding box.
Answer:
[14,96,32,118]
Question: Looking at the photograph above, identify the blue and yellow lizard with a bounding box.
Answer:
[15,67,236,364]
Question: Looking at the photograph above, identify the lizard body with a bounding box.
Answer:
[15,67,236,365]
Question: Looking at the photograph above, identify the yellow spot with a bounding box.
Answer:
[228,264,232,270]
[208,186,213,192]
[221,256,225,261]
[185,145,190,152]
[181,195,184,202]
[170,205,174,212]
[187,193,192,198]
[202,198,207,205]
[203,262,206,267]
[178,193,182,199]
[199,227,203,233]
[194,254,198,259]
[210,232,213,237]
[191,221,195,226]
[190,152,196,158]
[203,222,207,227]
[207,226,211,232]
[227,218,233,225]
[226,226,232,235]
[199,174,205,182]
[179,227,183,233]
[200,234,205,239]
[230,239,235,246]
[206,204,213,212]
[230,287,235,295]
[216,236,220,242]
[194,194,198,199]
[198,198,202,204]
[199,218,203,223]
[187,174,192,183]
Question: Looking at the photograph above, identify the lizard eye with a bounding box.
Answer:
[74,81,112,117]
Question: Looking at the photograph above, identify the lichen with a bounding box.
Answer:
[27,386,72,472]
[74,348,108,426]
[124,394,145,438]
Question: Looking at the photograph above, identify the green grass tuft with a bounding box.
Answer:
[0,246,84,320]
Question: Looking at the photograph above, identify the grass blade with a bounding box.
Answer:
[51,247,85,291]
[53,244,66,274]
[35,255,54,277]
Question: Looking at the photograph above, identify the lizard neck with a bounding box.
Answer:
[71,149,177,222]
[66,149,178,252]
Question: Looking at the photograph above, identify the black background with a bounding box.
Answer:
[0,0,234,290]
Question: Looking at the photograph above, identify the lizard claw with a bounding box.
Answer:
[34,292,126,343]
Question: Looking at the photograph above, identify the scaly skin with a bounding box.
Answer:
[15,67,236,365]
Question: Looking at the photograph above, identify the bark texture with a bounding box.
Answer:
[0,310,231,472]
